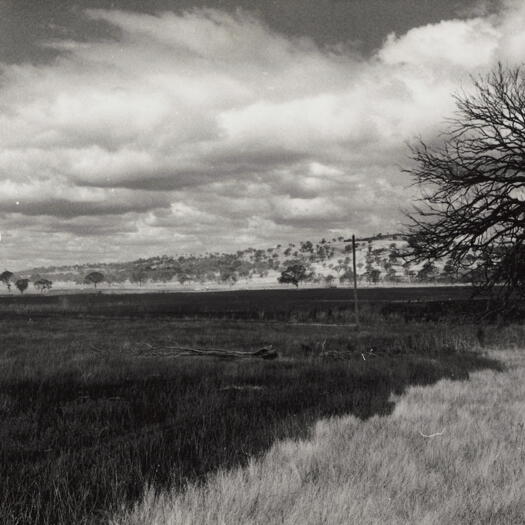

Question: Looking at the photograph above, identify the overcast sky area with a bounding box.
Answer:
[1,0,524,268]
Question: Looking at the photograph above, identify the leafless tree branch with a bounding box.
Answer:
[405,64,525,311]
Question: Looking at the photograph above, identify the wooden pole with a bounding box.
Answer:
[352,234,359,327]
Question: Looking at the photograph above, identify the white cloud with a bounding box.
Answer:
[379,18,500,69]
[1,3,525,266]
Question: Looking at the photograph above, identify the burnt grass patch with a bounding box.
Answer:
[0,298,505,524]
[0,286,491,322]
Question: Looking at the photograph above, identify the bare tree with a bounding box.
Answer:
[406,64,525,309]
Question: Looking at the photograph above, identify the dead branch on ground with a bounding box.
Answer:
[90,342,278,360]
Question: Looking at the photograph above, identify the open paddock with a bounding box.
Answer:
[0,286,498,322]
[1,288,523,524]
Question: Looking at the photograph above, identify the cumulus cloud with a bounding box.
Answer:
[1,2,525,266]
[379,18,500,69]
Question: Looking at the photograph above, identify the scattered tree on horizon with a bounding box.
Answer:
[84,271,105,289]
[407,65,525,309]
[0,270,14,292]
[339,268,354,284]
[278,263,310,288]
[416,261,438,283]
[219,267,238,286]
[442,259,459,283]
[8,233,492,289]
[130,269,148,287]
[34,278,53,293]
[324,274,336,287]
[366,268,381,284]
[15,278,29,294]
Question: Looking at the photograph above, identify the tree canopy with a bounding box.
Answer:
[34,278,53,293]
[15,279,29,294]
[0,270,14,291]
[84,271,105,289]
[278,263,310,288]
[407,65,525,308]
[130,269,148,287]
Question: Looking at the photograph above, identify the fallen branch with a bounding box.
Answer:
[419,429,445,438]
[136,343,278,360]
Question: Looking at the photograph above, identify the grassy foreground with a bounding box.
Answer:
[1,288,523,524]
[113,347,525,525]
[0,313,507,525]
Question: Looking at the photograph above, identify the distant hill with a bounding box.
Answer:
[7,233,468,292]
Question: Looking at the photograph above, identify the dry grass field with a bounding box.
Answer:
[113,345,525,525]
[1,290,523,524]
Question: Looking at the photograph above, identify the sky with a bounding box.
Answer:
[1,0,524,268]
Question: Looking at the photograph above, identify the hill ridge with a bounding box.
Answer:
[0,232,471,291]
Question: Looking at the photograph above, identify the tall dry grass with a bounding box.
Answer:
[113,347,525,525]
[5,315,502,524]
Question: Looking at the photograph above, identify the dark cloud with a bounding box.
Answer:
[0,0,502,64]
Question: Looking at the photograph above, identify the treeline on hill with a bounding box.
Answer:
[4,234,483,291]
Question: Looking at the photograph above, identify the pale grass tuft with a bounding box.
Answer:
[112,349,525,525]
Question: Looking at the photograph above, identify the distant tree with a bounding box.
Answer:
[84,271,104,289]
[367,268,381,284]
[442,259,459,283]
[130,269,148,287]
[34,278,53,293]
[278,264,309,288]
[220,268,237,286]
[389,245,401,263]
[237,261,252,279]
[416,261,438,283]
[15,278,29,294]
[324,274,336,287]
[156,269,176,283]
[386,267,399,282]
[365,251,380,283]
[339,268,354,284]
[403,261,416,283]
[300,241,314,253]
[0,270,14,292]
[177,273,190,285]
